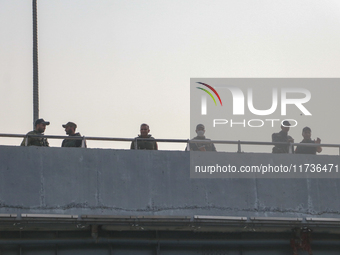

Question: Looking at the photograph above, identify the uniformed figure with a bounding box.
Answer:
[187,124,216,151]
[61,122,84,147]
[272,120,294,153]
[130,123,158,150]
[21,118,50,147]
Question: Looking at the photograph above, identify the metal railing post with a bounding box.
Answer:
[237,140,241,153]
[289,143,293,154]
[25,135,28,146]
[134,138,138,149]
[81,136,86,148]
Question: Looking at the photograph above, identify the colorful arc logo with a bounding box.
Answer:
[196,82,223,106]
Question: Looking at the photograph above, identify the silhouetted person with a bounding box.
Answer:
[272,121,294,153]
[130,123,158,150]
[187,124,216,151]
[62,122,84,148]
[21,118,50,147]
[295,126,322,154]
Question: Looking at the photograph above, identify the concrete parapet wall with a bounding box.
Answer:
[0,145,339,218]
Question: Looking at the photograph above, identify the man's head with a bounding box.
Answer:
[196,124,205,137]
[34,118,50,133]
[140,123,150,138]
[302,126,311,140]
[281,120,291,133]
[62,122,77,135]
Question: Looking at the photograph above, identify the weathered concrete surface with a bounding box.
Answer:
[0,145,340,217]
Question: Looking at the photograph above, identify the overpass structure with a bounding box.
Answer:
[1,145,340,254]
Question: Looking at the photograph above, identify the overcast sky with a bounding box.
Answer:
[1,0,340,153]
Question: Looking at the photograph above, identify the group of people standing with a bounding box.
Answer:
[20,119,157,150]
[187,122,322,154]
[21,118,322,154]
[21,119,82,147]
[271,120,322,154]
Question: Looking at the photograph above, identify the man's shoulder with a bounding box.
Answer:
[135,135,155,140]
[272,132,285,141]
[300,139,314,144]
[193,136,210,140]
[26,130,38,135]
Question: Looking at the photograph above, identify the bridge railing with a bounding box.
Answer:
[0,133,339,154]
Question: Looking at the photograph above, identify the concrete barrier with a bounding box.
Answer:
[0,145,339,218]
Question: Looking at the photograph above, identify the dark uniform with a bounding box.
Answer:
[272,130,293,153]
[61,133,83,147]
[21,130,49,147]
[130,135,158,150]
[187,136,216,151]
[295,139,317,154]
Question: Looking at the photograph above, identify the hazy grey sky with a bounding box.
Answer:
[1,0,340,152]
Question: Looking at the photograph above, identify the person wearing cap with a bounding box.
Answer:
[130,123,158,150]
[20,118,50,147]
[61,122,84,148]
[272,120,294,153]
[295,127,322,154]
[186,124,216,151]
